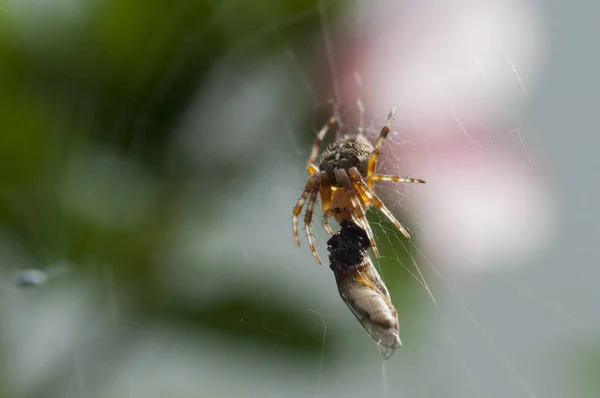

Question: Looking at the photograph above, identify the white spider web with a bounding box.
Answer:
[0,1,598,398]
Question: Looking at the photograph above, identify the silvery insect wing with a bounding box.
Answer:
[335,259,401,359]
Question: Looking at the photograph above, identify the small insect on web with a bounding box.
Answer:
[292,108,426,265]
[11,263,71,288]
[11,269,48,288]
[327,220,401,359]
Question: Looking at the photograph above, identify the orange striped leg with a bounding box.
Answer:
[351,196,379,259]
[323,214,333,235]
[335,169,379,258]
[306,116,337,174]
[368,174,426,185]
[366,109,395,189]
[320,175,333,235]
[292,174,317,246]
[348,167,410,239]
[304,173,325,264]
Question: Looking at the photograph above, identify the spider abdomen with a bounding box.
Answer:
[318,134,373,185]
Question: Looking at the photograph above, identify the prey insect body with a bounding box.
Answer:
[327,221,401,359]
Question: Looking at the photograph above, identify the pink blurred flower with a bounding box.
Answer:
[318,0,556,274]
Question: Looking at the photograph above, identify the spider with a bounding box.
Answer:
[292,109,425,264]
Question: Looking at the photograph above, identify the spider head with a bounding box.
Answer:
[319,134,373,186]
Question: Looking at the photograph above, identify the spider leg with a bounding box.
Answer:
[335,169,380,259]
[368,174,426,185]
[323,215,333,235]
[306,116,337,174]
[334,170,365,230]
[323,214,333,235]
[348,167,411,239]
[351,197,380,259]
[292,174,318,246]
[350,212,364,229]
[320,175,333,235]
[366,108,395,189]
[304,173,325,264]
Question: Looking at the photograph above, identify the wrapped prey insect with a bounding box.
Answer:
[327,220,401,359]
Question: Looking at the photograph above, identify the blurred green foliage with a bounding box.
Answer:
[577,345,600,398]
[0,0,347,354]
[0,1,428,396]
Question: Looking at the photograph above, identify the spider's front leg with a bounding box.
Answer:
[320,175,334,235]
[335,169,380,259]
[306,117,337,175]
[366,109,395,189]
[348,167,411,239]
[322,214,333,235]
[368,174,426,185]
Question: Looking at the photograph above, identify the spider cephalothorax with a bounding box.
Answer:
[293,109,425,264]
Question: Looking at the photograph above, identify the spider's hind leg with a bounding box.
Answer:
[320,175,334,235]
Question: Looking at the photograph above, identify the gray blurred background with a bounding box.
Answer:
[0,0,598,397]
